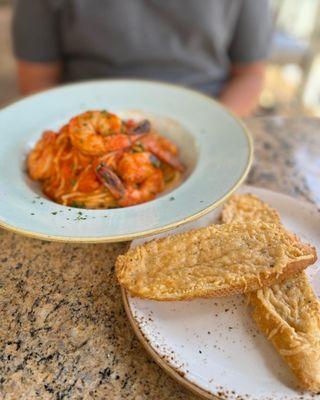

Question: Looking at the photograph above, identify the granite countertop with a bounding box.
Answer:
[0,116,319,400]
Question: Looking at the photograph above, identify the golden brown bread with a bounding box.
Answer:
[222,193,320,392]
[221,193,281,225]
[116,221,316,301]
[247,274,320,392]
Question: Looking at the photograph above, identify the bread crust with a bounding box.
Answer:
[116,221,316,301]
[222,193,320,392]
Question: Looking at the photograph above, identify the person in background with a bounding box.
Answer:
[12,0,271,117]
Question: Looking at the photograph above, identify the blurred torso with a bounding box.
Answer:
[52,0,243,94]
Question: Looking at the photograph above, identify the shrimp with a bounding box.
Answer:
[27,131,57,180]
[68,111,143,156]
[119,169,164,206]
[95,151,165,206]
[96,164,164,206]
[138,133,184,172]
[117,152,159,184]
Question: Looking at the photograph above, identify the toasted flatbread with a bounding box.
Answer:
[116,221,316,301]
[221,193,281,225]
[222,193,320,392]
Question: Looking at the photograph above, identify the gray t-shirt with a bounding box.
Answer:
[13,0,271,95]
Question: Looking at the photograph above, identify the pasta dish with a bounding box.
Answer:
[27,111,184,208]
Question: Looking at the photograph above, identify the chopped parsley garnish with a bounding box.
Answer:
[132,144,144,153]
[70,201,85,208]
[75,214,87,221]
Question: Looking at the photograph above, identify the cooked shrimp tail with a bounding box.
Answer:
[129,119,151,135]
[140,133,184,172]
[95,163,125,199]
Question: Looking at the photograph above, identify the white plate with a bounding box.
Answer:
[0,80,252,242]
[123,185,320,400]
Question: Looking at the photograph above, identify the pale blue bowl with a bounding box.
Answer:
[0,80,252,242]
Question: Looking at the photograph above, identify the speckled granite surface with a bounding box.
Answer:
[0,117,319,400]
[246,117,320,206]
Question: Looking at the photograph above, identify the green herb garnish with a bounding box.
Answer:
[70,201,85,209]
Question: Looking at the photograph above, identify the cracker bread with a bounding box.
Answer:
[116,221,316,301]
[222,193,320,392]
